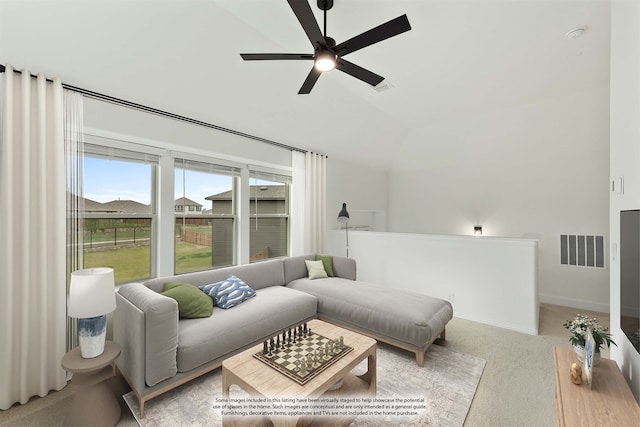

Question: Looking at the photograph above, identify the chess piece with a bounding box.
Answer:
[263,341,268,355]
[303,323,308,335]
[339,336,344,347]
[269,338,275,356]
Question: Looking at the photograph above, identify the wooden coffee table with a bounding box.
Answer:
[222,319,377,427]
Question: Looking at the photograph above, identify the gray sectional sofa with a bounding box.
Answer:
[114,254,453,416]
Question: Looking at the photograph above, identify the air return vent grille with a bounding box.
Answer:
[560,234,605,268]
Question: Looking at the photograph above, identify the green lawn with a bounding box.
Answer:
[174,242,213,274]
[83,241,212,283]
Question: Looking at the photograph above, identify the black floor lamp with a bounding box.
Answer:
[337,202,350,257]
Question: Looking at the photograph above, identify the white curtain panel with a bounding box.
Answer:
[290,150,306,256]
[304,152,327,254]
[0,65,67,409]
[64,90,84,352]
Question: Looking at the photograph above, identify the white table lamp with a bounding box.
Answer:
[68,268,116,358]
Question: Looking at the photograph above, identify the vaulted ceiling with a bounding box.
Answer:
[0,0,610,171]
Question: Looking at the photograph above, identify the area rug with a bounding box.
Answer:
[124,343,485,427]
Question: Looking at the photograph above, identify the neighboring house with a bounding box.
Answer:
[205,185,287,215]
[206,185,289,263]
[81,197,108,213]
[74,197,152,233]
[174,197,202,213]
[101,199,152,214]
[78,196,151,214]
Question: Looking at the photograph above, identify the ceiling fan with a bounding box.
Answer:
[240,0,411,94]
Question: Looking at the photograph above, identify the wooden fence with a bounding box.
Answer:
[181,228,212,246]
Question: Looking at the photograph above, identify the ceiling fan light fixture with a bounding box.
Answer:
[315,52,336,71]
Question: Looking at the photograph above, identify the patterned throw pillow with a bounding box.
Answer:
[199,276,256,309]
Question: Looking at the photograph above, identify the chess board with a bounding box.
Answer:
[253,331,353,385]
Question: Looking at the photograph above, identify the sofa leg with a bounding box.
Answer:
[415,351,425,367]
[139,398,145,418]
[439,327,446,341]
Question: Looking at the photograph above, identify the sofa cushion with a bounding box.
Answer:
[144,258,285,293]
[199,276,256,309]
[283,255,316,284]
[162,282,213,318]
[315,255,335,277]
[176,286,317,372]
[305,260,328,280]
[332,257,357,281]
[287,278,453,348]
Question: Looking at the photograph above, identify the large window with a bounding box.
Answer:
[73,140,293,283]
[175,159,239,274]
[81,144,157,284]
[249,170,290,262]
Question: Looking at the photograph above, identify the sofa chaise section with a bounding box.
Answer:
[285,255,453,366]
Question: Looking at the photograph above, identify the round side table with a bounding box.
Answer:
[61,340,122,427]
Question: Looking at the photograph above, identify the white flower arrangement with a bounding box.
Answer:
[563,313,616,352]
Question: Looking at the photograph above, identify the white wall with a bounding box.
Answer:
[326,158,389,235]
[386,87,610,312]
[83,97,292,168]
[610,0,640,403]
[327,230,539,335]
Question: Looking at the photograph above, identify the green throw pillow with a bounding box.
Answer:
[305,260,328,280]
[315,255,335,277]
[162,282,213,318]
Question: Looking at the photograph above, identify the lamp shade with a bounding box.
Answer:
[68,268,116,318]
[337,202,350,223]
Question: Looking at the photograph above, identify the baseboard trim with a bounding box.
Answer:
[453,312,538,336]
[539,294,609,314]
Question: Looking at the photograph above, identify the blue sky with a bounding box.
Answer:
[84,157,232,208]
[83,157,277,209]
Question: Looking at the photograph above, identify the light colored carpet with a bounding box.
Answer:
[1,304,610,427]
[124,343,485,427]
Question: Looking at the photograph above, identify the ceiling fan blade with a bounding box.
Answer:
[335,58,384,87]
[298,67,322,94]
[287,0,327,50]
[334,14,411,57]
[241,53,314,61]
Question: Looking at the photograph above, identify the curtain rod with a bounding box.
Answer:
[0,63,306,153]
